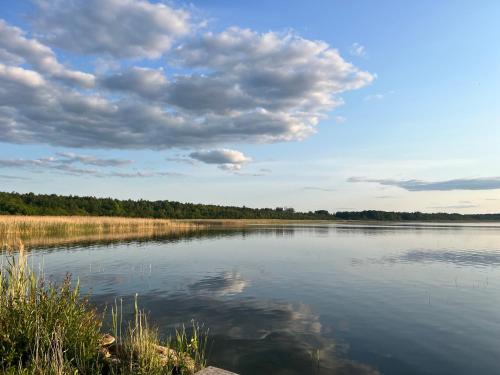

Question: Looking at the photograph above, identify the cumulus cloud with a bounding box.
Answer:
[0,4,373,150]
[95,28,374,148]
[175,28,372,106]
[189,149,251,171]
[33,0,191,59]
[100,67,168,100]
[0,20,94,87]
[348,176,500,191]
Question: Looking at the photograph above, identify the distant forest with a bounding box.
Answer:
[1,192,499,221]
[0,191,333,220]
[335,210,500,221]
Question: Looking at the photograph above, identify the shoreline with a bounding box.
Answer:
[3,215,500,230]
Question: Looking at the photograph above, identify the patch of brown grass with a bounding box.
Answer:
[0,216,210,249]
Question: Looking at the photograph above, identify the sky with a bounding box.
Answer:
[0,0,499,213]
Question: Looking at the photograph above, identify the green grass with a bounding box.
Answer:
[0,242,208,374]
[107,296,208,375]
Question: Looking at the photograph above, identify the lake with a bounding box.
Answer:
[11,223,500,374]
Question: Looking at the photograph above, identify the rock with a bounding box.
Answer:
[100,334,116,347]
[155,344,177,357]
[195,367,239,375]
[98,341,196,373]
[154,345,196,373]
[99,347,111,359]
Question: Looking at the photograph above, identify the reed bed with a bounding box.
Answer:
[0,215,323,249]
[0,215,322,236]
[0,216,207,248]
[0,216,204,236]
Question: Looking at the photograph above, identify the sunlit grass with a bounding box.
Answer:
[0,215,326,249]
[0,216,210,249]
[105,296,208,375]
[0,215,204,237]
[0,241,208,374]
[0,241,103,374]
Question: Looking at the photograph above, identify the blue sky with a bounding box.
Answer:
[0,0,499,213]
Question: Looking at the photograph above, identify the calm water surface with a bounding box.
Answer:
[12,224,500,374]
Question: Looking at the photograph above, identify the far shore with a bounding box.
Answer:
[2,214,500,234]
[2,214,500,249]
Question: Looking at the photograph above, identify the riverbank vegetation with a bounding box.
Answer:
[0,192,335,220]
[0,215,205,243]
[335,210,500,221]
[0,216,330,248]
[0,241,207,374]
[2,191,499,222]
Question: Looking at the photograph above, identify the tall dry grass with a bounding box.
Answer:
[0,216,207,248]
[109,297,208,374]
[0,215,320,249]
[0,216,204,237]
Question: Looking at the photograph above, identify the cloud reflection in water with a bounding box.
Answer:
[94,292,378,374]
[188,271,248,297]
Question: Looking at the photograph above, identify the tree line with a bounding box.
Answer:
[0,192,334,220]
[335,210,500,221]
[1,192,498,221]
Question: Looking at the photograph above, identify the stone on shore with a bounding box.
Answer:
[100,334,116,347]
[154,344,196,373]
[195,366,239,375]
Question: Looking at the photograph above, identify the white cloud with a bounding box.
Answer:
[349,42,366,57]
[189,149,251,171]
[0,20,95,87]
[189,271,247,296]
[33,0,191,59]
[98,27,374,147]
[0,64,45,87]
[0,5,373,150]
